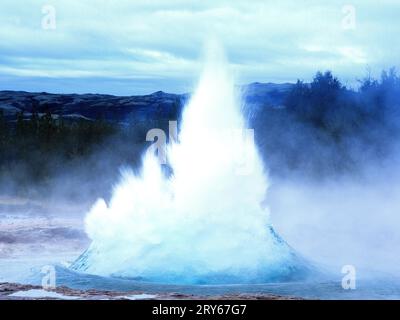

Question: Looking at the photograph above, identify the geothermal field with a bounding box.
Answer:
[1,1,400,303]
[1,43,400,300]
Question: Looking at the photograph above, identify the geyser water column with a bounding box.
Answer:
[72,42,310,284]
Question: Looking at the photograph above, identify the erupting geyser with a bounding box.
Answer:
[72,42,311,284]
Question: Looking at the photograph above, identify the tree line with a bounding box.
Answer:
[253,68,400,178]
[1,68,399,197]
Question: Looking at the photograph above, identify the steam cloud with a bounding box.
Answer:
[71,41,310,284]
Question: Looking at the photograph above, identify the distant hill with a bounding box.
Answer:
[0,83,293,124]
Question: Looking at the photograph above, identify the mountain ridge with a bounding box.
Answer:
[0,83,293,123]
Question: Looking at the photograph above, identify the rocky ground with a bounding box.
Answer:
[0,282,299,300]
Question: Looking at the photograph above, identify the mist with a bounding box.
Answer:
[269,166,400,277]
[252,70,400,278]
[1,54,400,287]
[69,42,313,285]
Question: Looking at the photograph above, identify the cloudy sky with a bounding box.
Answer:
[0,0,399,95]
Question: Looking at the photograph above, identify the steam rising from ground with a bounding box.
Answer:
[72,42,307,284]
[270,167,400,276]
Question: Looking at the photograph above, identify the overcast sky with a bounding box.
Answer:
[0,0,399,95]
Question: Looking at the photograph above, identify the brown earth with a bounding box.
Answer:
[0,282,300,300]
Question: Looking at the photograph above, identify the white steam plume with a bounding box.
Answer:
[72,41,309,284]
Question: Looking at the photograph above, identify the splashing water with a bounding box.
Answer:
[72,42,310,284]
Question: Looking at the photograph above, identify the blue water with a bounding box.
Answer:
[25,265,400,300]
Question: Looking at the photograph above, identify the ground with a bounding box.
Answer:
[0,196,299,300]
[0,282,299,300]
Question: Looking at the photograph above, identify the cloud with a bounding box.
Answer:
[0,0,398,94]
